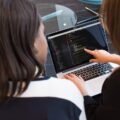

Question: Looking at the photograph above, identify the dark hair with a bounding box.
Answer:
[101,0,120,52]
[0,0,43,101]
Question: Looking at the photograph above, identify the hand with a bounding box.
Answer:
[64,74,88,96]
[84,48,113,63]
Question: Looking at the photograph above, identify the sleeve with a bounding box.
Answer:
[84,95,100,120]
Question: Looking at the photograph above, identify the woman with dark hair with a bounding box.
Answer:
[65,0,120,120]
[0,0,85,120]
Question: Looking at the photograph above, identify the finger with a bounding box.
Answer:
[69,74,80,79]
[78,75,83,79]
[90,59,98,62]
[84,49,96,56]
[64,74,72,80]
[65,74,79,81]
[69,74,84,81]
[68,74,76,77]
[69,73,82,78]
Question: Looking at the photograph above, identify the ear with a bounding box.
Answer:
[34,39,37,49]
[33,39,39,55]
[34,33,41,51]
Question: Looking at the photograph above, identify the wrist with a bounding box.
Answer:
[77,85,89,96]
[110,54,120,64]
[82,91,89,96]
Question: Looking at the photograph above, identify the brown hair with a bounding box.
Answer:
[101,0,120,52]
[0,0,43,101]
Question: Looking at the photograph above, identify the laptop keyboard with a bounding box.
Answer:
[71,63,113,81]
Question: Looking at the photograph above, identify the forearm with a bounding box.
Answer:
[73,80,89,96]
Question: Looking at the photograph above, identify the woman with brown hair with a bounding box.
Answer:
[0,0,85,120]
[65,0,120,120]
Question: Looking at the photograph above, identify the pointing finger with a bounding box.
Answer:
[84,49,96,56]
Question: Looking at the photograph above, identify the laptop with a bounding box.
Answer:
[47,21,118,96]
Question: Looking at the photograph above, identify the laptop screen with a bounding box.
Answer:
[47,22,108,73]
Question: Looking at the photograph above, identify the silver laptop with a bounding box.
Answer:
[47,22,118,96]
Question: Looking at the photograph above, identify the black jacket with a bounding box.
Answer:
[84,68,120,120]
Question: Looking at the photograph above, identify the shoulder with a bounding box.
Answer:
[102,67,120,93]
[102,67,120,107]
[110,67,120,79]
[104,67,120,85]
[20,77,84,110]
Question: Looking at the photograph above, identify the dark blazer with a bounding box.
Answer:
[84,68,120,120]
